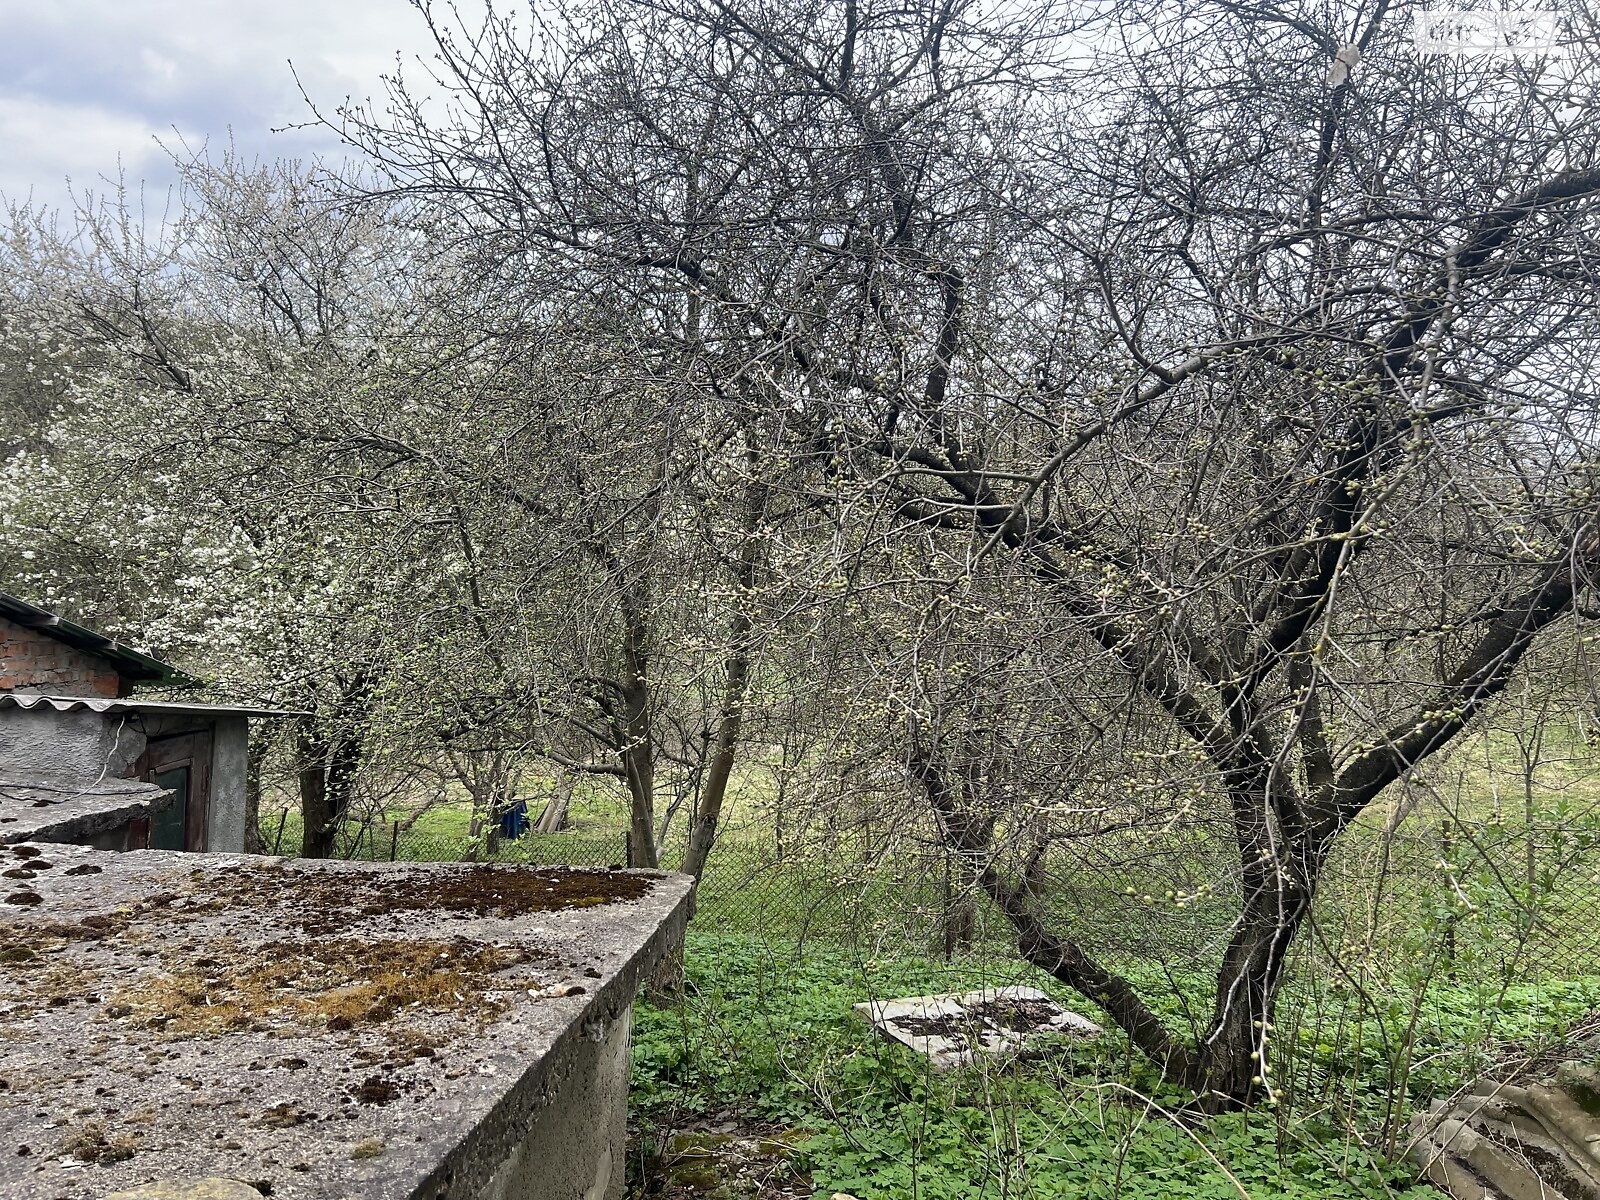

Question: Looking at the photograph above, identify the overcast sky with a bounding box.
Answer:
[0,0,457,214]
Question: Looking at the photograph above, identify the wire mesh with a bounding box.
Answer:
[257,804,1600,982]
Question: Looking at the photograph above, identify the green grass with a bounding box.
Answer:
[259,803,628,863]
[631,932,1600,1200]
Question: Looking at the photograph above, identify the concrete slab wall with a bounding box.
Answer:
[0,707,145,785]
[207,716,249,853]
[477,1009,634,1200]
[0,854,695,1200]
[84,821,136,851]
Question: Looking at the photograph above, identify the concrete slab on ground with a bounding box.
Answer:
[0,776,173,846]
[854,985,1101,1069]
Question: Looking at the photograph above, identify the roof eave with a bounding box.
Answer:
[0,592,195,687]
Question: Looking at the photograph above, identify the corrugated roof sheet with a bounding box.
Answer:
[0,693,304,718]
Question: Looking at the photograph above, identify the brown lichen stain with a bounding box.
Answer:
[18,913,126,945]
[199,863,658,936]
[260,1103,311,1129]
[0,954,93,1023]
[351,1135,386,1159]
[382,1028,439,1066]
[109,937,540,1036]
[351,1075,399,1105]
[59,1118,137,1163]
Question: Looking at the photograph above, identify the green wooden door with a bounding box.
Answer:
[150,766,190,851]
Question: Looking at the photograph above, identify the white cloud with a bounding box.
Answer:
[136,47,181,96]
[0,95,164,208]
[0,0,476,213]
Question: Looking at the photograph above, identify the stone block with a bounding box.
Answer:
[0,848,693,1199]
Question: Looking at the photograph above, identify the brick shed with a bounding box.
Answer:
[0,592,179,697]
[0,592,292,853]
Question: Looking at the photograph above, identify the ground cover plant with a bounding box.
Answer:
[629,933,1600,1200]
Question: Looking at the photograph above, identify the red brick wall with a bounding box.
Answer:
[0,616,123,697]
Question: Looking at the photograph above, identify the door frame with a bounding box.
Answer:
[137,730,213,852]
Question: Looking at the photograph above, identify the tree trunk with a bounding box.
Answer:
[941,860,977,959]
[323,735,362,858]
[1190,886,1311,1106]
[619,590,659,869]
[298,674,374,860]
[480,793,499,857]
[298,725,333,859]
[535,772,574,834]
[621,682,658,869]
[243,737,265,855]
[681,465,765,880]
[680,642,749,879]
[300,735,363,859]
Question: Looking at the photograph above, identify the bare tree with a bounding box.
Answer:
[330,0,1600,1104]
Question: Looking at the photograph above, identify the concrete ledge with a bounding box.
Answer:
[0,847,693,1199]
[0,777,173,846]
[1411,1059,1600,1200]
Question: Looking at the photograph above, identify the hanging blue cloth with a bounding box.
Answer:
[498,797,529,840]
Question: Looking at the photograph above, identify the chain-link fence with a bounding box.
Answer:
[259,800,1600,983]
[259,808,629,867]
[681,815,1600,983]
